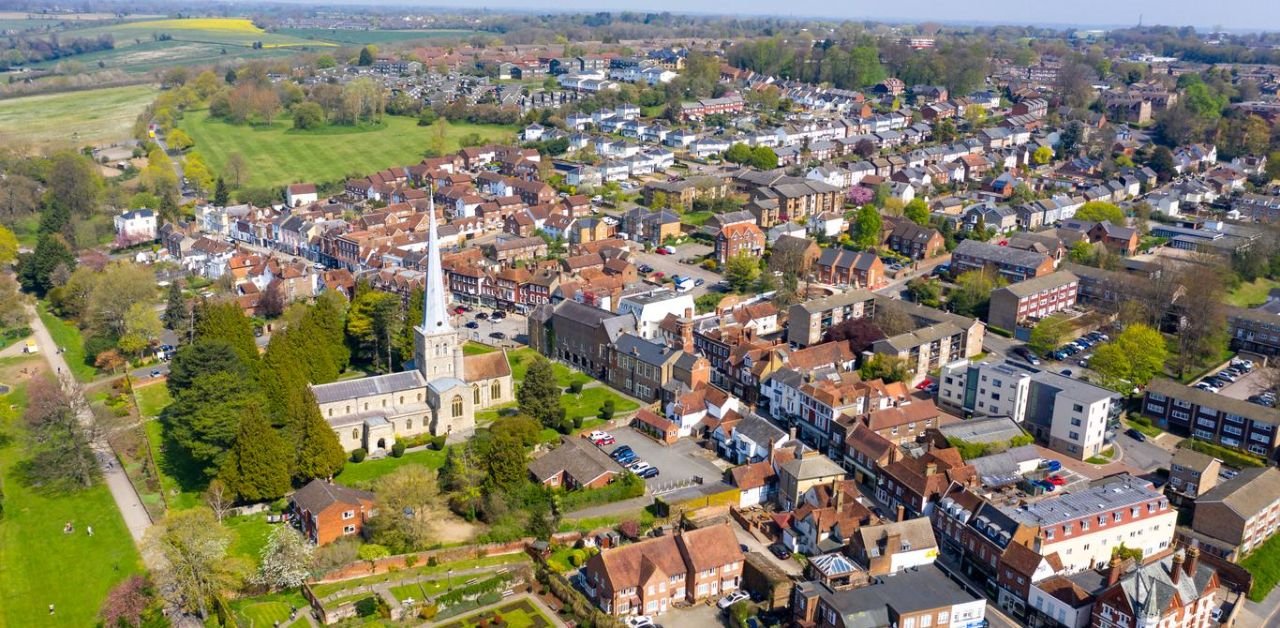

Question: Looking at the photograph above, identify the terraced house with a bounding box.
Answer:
[583,524,744,616]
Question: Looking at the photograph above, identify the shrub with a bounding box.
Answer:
[568,381,584,394]
[351,448,367,463]
[404,555,418,568]
[391,441,406,458]
[572,416,584,429]
[358,543,390,561]
[598,399,615,421]
[430,435,447,450]
[427,555,439,567]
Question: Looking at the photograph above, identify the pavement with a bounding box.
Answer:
[24,305,157,552]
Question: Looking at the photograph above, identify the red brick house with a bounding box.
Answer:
[815,248,885,288]
[715,222,766,265]
[527,435,622,490]
[583,524,744,616]
[887,222,946,260]
[290,479,377,546]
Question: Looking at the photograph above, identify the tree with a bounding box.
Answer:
[851,205,882,249]
[194,300,258,363]
[167,128,195,151]
[164,370,264,476]
[872,304,915,337]
[212,177,230,206]
[723,143,752,164]
[148,508,238,619]
[1091,324,1168,392]
[365,465,442,552]
[906,277,942,307]
[346,289,402,371]
[45,150,103,218]
[358,46,375,66]
[252,526,314,590]
[1074,201,1125,224]
[17,233,75,295]
[258,281,288,319]
[1173,263,1227,378]
[1032,145,1054,165]
[904,199,930,225]
[286,388,347,483]
[1218,114,1270,160]
[749,146,779,170]
[218,404,291,501]
[724,252,761,293]
[225,152,247,188]
[100,575,156,628]
[163,283,188,334]
[486,429,528,493]
[23,376,98,489]
[1028,314,1072,356]
[1068,240,1097,266]
[0,275,29,330]
[292,101,325,130]
[859,354,911,383]
[517,356,563,428]
[950,269,1005,318]
[0,224,18,265]
[204,478,234,523]
[124,301,163,347]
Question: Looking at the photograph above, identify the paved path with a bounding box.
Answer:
[25,305,157,552]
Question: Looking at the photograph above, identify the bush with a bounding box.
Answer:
[351,448,367,463]
[431,434,447,450]
[391,441,406,458]
[598,399,616,421]
[572,416,584,429]
[568,381,584,394]
[358,543,390,561]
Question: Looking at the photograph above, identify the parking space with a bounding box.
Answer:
[661,601,727,628]
[605,426,725,491]
[1216,366,1272,400]
[456,309,528,347]
[633,243,720,299]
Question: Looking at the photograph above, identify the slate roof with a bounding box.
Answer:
[1195,466,1280,520]
[311,371,427,405]
[527,436,623,486]
[953,239,1051,269]
[291,479,374,514]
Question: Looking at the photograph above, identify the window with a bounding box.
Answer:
[406,419,412,430]
[343,525,356,534]
[342,510,355,520]
[328,409,333,417]
[352,429,359,441]
[452,395,464,418]
[1073,403,1083,412]
[473,385,481,405]
[492,381,501,399]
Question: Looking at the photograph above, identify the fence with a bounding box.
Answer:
[651,475,703,495]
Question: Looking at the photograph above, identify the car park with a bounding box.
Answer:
[637,466,660,479]
[1047,475,1066,486]
[638,264,654,274]
[718,592,750,609]
[587,430,615,446]
[465,321,479,329]
[610,445,633,459]
[489,331,506,340]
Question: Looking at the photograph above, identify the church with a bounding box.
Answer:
[311,201,513,453]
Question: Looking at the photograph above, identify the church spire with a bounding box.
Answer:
[421,193,452,333]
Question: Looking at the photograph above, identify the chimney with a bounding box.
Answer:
[1171,551,1184,585]
[896,504,905,522]
[678,313,695,354]
[768,439,776,466]
[1185,544,1200,576]
[789,426,797,443]
[1107,557,1123,587]
[834,481,845,513]
[925,462,938,477]
[884,531,902,558]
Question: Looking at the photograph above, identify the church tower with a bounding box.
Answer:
[414,196,465,380]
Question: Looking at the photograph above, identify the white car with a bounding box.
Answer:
[624,616,654,627]
[628,461,652,473]
[718,591,750,609]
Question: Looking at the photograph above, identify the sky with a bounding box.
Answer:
[367,0,1280,32]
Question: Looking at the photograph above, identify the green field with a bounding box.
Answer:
[0,84,156,149]
[1227,277,1280,308]
[178,111,516,189]
[0,362,143,627]
[36,302,97,382]
[68,17,327,49]
[277,28,477,45]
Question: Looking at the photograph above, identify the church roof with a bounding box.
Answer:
[428,377,467,393]
[311,371,427,405]
[464,351,512,381]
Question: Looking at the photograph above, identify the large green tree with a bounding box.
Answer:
[1090,324,1168,392]
[724,252,761,293]
[164,371,265,476]
[218,405,292,501]
[195,300,258,364]
[517,356,563,428]
[346,289,402,372]
[852,205,882,249]
[1074,201,1125,224]
[17,233,75,295]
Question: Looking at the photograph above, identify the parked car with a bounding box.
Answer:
[1041,459,1062,472]
[718,592,751,609]
[587,430,614,445]
[490,311,507,320]
[1125,428,1147,442]
[1047,475,1066,486]
[475,312,489,320]
[638,264,654,274]
[768,543,791,559]
[150,369,163,378]
[610,445,634,459]
[628,461,653,474]
[489,331,506,340]
[694,278,705,287]
[637,466,660,479]
[465,321,479,329]
[624,616,654,628]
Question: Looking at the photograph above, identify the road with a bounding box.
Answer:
[25,306,157,550]
[1112,429,1174,472]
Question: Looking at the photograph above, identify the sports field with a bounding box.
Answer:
[178,111,516,189]
[0,84,157,149]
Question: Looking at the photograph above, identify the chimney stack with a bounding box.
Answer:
[1107,557,1123,587]
[768,439,776,466]
[925,462,938,477]
[1171,551,1184,585]
[896,504,906,522]
[1185,544,1200,576]
[834,481,845,513]
[789,426,797,443]
[885,531,902,558]
[678,309,695,354]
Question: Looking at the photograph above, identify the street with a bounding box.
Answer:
[1112,429,1174,472]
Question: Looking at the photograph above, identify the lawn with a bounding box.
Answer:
[178,111,516,190]
[1242,531,1280,601]
[226,513,275,566]
[507,347,590,388]
[0,367,143,627]
[308,554,528,599]
[277,28,478,45]
[463,342,498,356]
[142,418,205,510]
[1126,416,1163,439]
[36,302,97,382]
[1227,277,1280,308]
[134,382,172,418]
[0,84,157,149]
[436,598,556,628]
[230,590,309,627]
[334,447,448,486]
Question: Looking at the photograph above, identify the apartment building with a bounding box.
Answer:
[1191,466,1280,560]
[792,565,988,628]
[788,290,878,347]
[986,270,1079,332]
[583,524,744,616]
[1141,378,1280,461]
[715,222,767,264]
[1226,305,1280,356]
[952,239,1056,282]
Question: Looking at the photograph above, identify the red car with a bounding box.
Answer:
[1047,475,1066,486]
[915,378,933,391]
[653,271,665,279]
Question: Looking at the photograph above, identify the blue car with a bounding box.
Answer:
[638,466,660,479]
[610,445,633,459]
[615,452,638,465]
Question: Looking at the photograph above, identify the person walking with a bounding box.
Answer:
[87,525,94,537]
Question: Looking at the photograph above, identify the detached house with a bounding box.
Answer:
[289,479,377,546]
[715,222,766,265]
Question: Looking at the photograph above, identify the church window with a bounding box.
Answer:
[473,385,481,405]
[328,409,333,417]
[417,393,423,402]
[352,429,359,441]
[382,399,387,407]
[363,402,368,411]
[452,395,463,418]
[345,405,351,414]
[407,419,412,429]
[399,396,404,404]
[491,381,501,399]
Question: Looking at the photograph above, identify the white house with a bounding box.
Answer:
[286,183,318,208]
[114,209,157,242]
[710,413,788,464]
[617,289,696,341]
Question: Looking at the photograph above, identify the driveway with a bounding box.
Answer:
[607,426,725,492]
[1113,430,1173,472]
[732,523,802,576]
[661,600,727,628]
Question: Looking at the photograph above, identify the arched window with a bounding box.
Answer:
[363,402,369,411]
[407,419,412,430]
[417,393,423,402]
[473,384,481,405]
[451,395,463,418]
[352,429,359,441]
[491,381,501,399]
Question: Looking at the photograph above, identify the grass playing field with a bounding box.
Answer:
[0,358,143,627]
[0,84,157,150]
[178,111,516,190]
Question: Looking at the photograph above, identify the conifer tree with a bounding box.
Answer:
[218,405,291,501]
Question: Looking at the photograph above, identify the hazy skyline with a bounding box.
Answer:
[364,0,1280,32]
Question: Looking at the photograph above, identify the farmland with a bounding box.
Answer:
[177,111,516,190]
[0,84,157,149]
[277,28,478,45]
